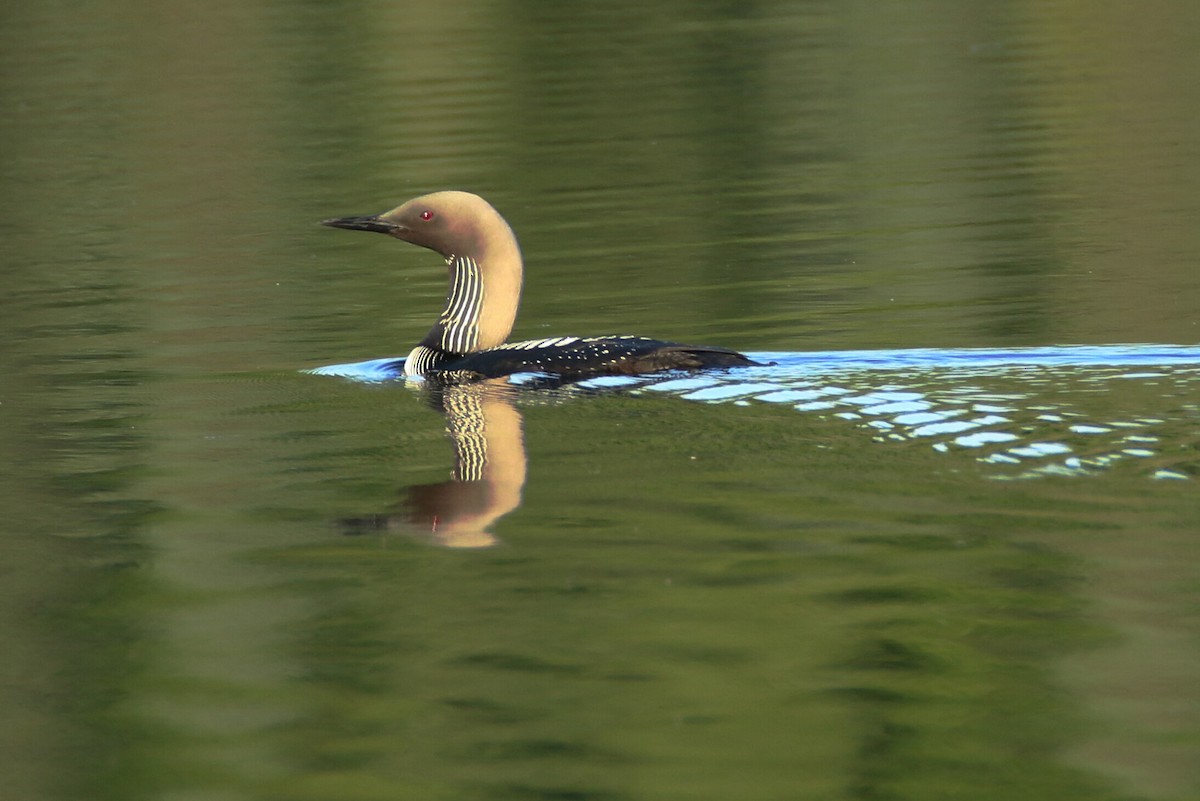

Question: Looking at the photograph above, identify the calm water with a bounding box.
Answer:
[3,2,1199,800]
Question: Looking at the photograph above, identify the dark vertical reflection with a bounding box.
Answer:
[685,1,855,342]
[942,5,1062,342]
[0,2,160,793]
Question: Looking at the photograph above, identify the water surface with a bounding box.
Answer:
[2,2,1199,800]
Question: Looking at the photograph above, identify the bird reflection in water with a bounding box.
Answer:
[341,379,526,549]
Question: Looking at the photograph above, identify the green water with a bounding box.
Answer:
[3,2,1199,800]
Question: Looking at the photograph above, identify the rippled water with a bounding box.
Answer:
[316,345,1200,482]
[3,1,1200,800]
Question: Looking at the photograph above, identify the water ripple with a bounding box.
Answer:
[310,345,1200,480]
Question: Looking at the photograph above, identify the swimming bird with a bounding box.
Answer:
[322,191,758,382]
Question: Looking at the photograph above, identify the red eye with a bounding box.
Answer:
[420,210,434,221]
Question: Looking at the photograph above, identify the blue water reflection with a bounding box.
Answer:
[311,344,1200,382]
[311,344,1200,481]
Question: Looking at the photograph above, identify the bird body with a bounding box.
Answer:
[322,191,758,382]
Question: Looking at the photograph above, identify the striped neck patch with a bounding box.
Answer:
[437,255,483,354]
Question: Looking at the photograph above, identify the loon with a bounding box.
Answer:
[321,191,758,382]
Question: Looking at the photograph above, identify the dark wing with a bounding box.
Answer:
[432,335,759,381]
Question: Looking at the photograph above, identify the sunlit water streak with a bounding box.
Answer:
[310,344,1200,480]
